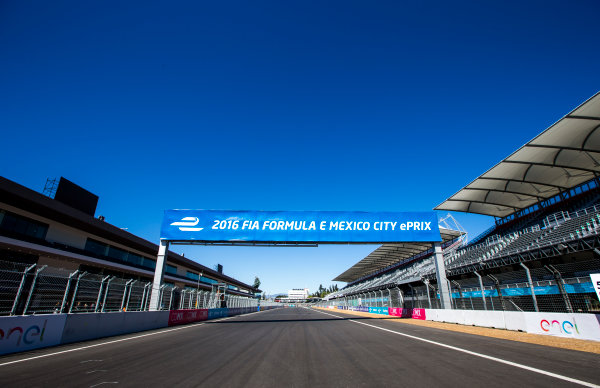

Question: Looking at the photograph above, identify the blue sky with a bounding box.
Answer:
[1,1,599,294]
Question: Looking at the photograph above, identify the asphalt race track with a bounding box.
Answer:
[1,308,598,387]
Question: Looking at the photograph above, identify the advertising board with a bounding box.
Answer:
[168,309,208,326]
[0,315,67,355]
[161,210,440,243]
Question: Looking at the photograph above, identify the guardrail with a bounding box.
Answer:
[0,305,283,356]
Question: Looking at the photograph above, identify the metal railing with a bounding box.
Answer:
[0,260,259,316]
[324,259,600,314]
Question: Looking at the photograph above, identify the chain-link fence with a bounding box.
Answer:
[320,258,600,314]
[0,260,259,316]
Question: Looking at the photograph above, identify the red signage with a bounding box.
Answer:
[387,307,426,320]
[168,309,208,326]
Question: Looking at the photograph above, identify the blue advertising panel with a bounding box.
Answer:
[160,210,440,243]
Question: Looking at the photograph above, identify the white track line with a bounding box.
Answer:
[0,310,271,367]
[313,308,599,388]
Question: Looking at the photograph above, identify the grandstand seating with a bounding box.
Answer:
[327,197,600,313]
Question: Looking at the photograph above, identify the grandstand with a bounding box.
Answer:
[325,91,600,314]
[0,176,261,316]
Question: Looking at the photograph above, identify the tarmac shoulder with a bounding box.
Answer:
[313,307,600,354]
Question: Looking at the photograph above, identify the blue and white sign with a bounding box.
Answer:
[160,210,441,243]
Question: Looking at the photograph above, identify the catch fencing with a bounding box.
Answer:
[319,259,600,314]
[0,260,258,316]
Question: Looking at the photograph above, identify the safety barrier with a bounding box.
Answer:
[0,305,282,355]
[61,311,170,344]
[0,314,67,355]
[425,309,600,341]
[368,307,389,315]
[321,305,600,341]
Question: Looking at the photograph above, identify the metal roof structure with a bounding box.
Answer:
[333,227,462,282]
[435,91,600,218]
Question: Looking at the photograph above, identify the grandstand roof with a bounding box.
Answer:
[435,91,600,218]
[333,227,462,282]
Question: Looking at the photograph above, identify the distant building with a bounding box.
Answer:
[288,288,309,300]
[0,176,258,296]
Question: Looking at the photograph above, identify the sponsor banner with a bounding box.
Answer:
[161,210,441,243]
[0,314,67,355]
[368,307,389,315]
[456,283,595,299]
[387,307,426,320]
[591,274,600,302]
[208,308,229,320]
[168,309,208,326]
[388,307,412,317]
[524,312,600,341]
[411,308,426,320]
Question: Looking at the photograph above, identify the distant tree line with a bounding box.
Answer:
[310,284,339,298]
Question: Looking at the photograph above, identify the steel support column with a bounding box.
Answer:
[433,242,452,309]
[149,239,169,311]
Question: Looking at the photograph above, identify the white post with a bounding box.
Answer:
[433,242,452,309]
[149,239,169,311]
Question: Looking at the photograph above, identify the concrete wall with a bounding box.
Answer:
[0,306,281,356]
[424,309,600,341]
[61,311,170,344]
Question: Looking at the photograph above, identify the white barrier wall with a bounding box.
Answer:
[425,309,600,342]
[61,311,170,344]
[0,315,67,355]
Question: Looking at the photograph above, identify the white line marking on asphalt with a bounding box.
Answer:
[80,359,103,364]
[313,308,599,388]
[0,310,272,367]
[89,382,118,387]
[86,370,107,374]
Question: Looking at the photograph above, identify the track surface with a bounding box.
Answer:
[1,307,599,387]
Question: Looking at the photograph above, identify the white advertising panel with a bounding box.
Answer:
[590,273,600,302]
[0,315,67,355]
[523,312,600,341]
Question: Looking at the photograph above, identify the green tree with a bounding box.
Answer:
[253,276,261,289]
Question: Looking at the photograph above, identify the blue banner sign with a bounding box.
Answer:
[160,210,440,243]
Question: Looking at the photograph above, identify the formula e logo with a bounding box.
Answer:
[170,217,203,232]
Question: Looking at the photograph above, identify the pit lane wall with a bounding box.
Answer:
[323,306,600,341]
[0,306,281,356]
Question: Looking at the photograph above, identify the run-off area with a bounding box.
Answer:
[0,308,598,388]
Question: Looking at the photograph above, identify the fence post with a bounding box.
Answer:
[95,275,111,313]
[127,280,138,310]
[101,276,115,312]
[157,284,167,310]
[545,264,574,313]
[121,279,134,311]
[451,280,465,310]
[23,265,47,315]
[140,282,151,311]
[69,271,88,313]
[520,262,539,312]
[168,287,177,310]
[488,274,505,311]
[61,270,79,313]
[396,287,403,308]
[474,271,487,310]
[11,264,36,315]
[408,285,415,308]
[423,279,432,309]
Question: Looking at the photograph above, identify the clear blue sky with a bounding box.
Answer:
[1,1,599,295]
